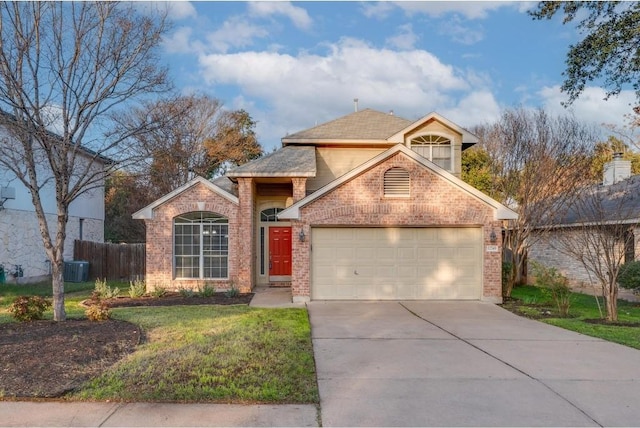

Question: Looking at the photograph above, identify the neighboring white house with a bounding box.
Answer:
[0,128,106,283]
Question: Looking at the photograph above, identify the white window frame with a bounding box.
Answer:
[410,134,453,171]
[174,211,229,279]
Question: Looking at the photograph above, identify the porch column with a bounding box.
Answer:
[291,177,310,302]
[291,177,307,202]
[236,178,254,292]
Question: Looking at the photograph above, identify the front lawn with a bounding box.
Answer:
[73,305,318,403]
[506,285,640,349]
[0,281,319,403]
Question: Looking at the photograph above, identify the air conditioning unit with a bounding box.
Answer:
[63,261,89,283]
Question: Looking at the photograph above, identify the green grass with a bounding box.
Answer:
[0,280,319,403]
[509,285,640,349]
[74,305,319,403]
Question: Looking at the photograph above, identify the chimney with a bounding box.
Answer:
[603,152,631,185]
[353,98,359,112]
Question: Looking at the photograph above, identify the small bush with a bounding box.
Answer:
[8,296,52,322]
[618,260,640,290]
[85,301,110,321]
[532,262,572,317]
[128,278,146,298]
[150,286,167,298]
[225,285,240,298]
[94,278,120,299]
[199,283,215,297]
[178,287,196,298]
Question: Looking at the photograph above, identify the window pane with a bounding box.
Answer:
[174,212,229,279]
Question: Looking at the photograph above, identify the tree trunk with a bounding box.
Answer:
[605,280,618,322]
[51,260,66,321]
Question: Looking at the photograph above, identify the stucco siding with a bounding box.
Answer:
[306,147,385,193]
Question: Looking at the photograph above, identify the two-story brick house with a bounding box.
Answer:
[134,109,517,303]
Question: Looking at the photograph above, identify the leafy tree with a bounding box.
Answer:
[204,109,263,176]
[589,136,640,181]
[124,96,263,194]
[0,2,170,321]
[461,146,495,197]
[110,97,263,239]
[530,1,640,104]
[105,171,148,243]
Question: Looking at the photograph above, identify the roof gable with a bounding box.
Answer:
[387,112,479,147]
[132,176,239,220]
[278,144,517,221]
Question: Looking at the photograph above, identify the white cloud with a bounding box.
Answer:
[164,1,197,19]
[135,1,196,19]
[361,2,396,19]
[386,24,418,50]
[538,85,635,135]
[441,16,484,45]
[206,16,268,53]
[198,38,497,148]
[248,2,312,30]
[163,26,206,55]
[392,1,514,20]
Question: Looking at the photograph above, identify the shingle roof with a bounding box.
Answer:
[542,175,640,226]
[282,109,412,142]
[226,146,316,177]
[211,175,237,196]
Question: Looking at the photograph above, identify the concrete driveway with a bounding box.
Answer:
[308,301,640,427]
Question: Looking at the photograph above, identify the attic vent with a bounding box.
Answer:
[384,167,410,197]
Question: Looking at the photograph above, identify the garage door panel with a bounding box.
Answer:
[311,227,482,300]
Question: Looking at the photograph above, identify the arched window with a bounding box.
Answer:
[384,167,410,197]
[260,207,285,222]
[174,211,228,279]
[410,134,452,171]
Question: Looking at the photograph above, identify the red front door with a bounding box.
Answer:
[269,227,292,276]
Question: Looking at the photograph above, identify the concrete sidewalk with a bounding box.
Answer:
[0,401,318,427]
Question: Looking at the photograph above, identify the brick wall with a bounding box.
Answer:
[144,182,240,292]
[293,152,503,302]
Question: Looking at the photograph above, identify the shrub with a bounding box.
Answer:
[85,301,110,321]
[618,260,640,290]
[94,278,120,299]
[178,287,195,298]
[531,262,572,317]
[128,278,146,298]
[150,286,167,298]
[199,283,215,297]
[8,296,52,322]
[225,285,240,298]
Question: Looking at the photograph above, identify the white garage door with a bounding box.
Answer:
[311,227,482,300]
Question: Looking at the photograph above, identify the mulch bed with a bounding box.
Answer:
[0,292,254,399]
[96,292,254,308]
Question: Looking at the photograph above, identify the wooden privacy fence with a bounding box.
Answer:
[73,240,145,281]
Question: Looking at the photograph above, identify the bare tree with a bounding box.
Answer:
[545,177,640,321]
[125,94,224,195]
[475,107,598,297]
[0,2,170,321]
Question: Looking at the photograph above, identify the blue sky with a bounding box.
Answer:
[157,1,637,151]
